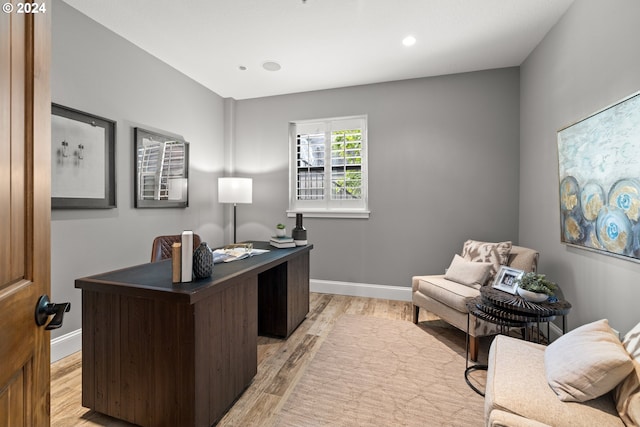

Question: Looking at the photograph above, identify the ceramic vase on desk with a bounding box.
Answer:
[193,242,214,279]
[292,213,307,246]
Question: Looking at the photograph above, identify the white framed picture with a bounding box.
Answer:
[492,266,524,294]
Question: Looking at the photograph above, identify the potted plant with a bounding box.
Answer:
[275,223,286,237]
[514,272,557,302]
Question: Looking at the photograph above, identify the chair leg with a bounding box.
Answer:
[412,305,419,324]
[469,336,479,362]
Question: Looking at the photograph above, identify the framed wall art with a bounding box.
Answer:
[492,266,524,295]
[134,127,189,208]
[557,91,640,262]
[51,104,116,209]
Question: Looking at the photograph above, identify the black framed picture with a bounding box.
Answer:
[134,127,189,208]
[51,104,116,209]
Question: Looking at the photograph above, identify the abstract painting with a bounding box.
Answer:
[557,91,640,261]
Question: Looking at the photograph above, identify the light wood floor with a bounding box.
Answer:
[51,292,437,427]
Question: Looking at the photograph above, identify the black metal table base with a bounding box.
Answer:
[464,364,488,397]
[463,287,571,397]
[464,314,488,396]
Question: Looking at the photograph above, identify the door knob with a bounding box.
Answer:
[35,295,71,330]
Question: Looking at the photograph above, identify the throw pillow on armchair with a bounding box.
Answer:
[461,239,512,280]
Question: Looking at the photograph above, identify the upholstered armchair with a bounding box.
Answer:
[150,234,202,262]
[412,241,538,361]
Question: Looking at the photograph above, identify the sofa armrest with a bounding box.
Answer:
[412,274,446,292]
[488,409,551,427]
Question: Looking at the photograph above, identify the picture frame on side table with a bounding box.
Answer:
[134,127,189,208]
[492,266,524,295]
[51,104,116,209]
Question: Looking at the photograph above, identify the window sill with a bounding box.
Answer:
[286,209,370,219]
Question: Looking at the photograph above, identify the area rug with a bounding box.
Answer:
[274,315,485,426]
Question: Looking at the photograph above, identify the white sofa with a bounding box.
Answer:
[485,320,640,427]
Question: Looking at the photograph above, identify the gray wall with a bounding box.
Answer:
[233,68,521,286]
[520,0,640,334]
[51,0,226,338]
[54,0,639,342]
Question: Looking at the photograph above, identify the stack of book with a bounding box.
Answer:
[270,236,296,248]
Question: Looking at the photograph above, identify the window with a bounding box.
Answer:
[289,115,369,218]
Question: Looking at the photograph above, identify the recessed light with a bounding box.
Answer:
[262,61,282,72]
[402,36,416,47]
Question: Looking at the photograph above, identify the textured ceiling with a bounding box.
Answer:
[61,0,574,100]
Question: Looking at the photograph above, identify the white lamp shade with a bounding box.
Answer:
[218,177,252,204]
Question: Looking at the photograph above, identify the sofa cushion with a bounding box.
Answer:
[415,275,479,312]
[545,319,634,403]
[444,254,492,287]
[615,321,640,426]
[507,246,539,273]
[485,335,624,427]
[487,409,552,427]
[461,240,512,279]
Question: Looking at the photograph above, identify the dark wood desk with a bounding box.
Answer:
[75,241,312,427]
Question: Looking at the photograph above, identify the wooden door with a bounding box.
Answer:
[0,3,51,426]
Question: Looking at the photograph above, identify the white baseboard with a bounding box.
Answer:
[310,280,569,343]
[310,279,412,302]
[51,329,82,363]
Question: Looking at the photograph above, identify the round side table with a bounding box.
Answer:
[464,286,571,396]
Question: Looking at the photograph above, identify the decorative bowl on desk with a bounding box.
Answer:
[517,287,549,303]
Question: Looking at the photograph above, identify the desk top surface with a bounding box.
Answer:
[75,241,312,304]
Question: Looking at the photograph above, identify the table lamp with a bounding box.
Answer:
[218,177,253,243]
